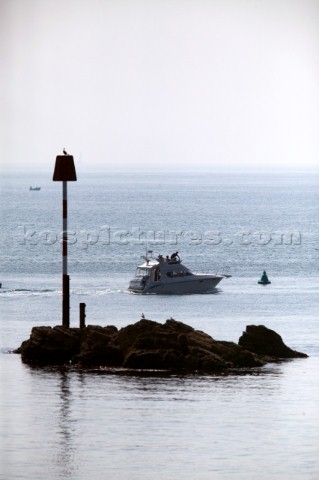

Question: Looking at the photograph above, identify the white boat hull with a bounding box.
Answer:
[129,275,223,294]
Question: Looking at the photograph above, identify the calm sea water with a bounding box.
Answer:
[1,170,319,479]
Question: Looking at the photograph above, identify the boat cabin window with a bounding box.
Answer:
[166,270,192,277]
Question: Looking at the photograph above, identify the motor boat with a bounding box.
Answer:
[128,252,230,294]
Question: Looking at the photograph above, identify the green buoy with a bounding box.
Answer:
[258,270,271,285]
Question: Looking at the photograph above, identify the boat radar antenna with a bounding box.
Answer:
[141,246,153,264]
[144,245,153,258]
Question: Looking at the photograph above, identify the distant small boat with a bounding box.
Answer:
[258,270,271,285]
[29,186,41,191]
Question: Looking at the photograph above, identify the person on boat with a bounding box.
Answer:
[170,251,180,262]
[154,268,161,281]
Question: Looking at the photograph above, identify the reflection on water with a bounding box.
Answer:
[1,356,318,480]
[54,371,77,479]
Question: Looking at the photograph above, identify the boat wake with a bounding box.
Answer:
[0,287,128,297]
[0,288,59,297]
[72,288,128,296]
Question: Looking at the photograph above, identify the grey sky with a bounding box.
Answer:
[1,0,319,171]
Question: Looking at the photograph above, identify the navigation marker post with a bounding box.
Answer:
[53,152,77,327]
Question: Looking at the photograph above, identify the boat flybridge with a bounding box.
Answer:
[128,251,230,294]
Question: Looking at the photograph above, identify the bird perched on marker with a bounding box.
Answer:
[63,148,68,155]
[141,313,145,319]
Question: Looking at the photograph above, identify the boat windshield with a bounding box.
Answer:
[135,268,150,278]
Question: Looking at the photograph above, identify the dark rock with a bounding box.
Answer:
[77,325,116,365]
[77,344,124,367]
[238,325,308,359]
[110,319,159,355]
[163,349,184,369]
[124,350,166,369]
[15,319,308,371]
[217,341,265,367]
[185,346,228,371]
[162,319,194,334]
[18,326,82,364]
[83,325,117,345]
[201,352,230,372]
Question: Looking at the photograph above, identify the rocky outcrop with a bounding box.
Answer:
[238,325,307,359]
[17,326,82,364]
[14,319,308,372]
